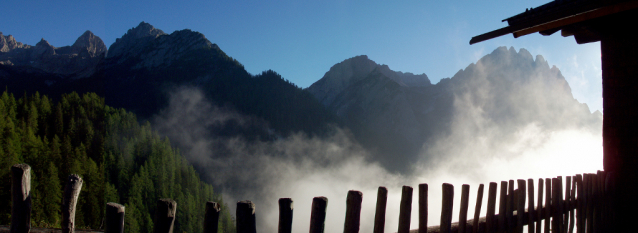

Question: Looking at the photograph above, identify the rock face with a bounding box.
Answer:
[307,47,601,172]
[0,30,106,78]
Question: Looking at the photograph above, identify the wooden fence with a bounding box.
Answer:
[7,163,612,233]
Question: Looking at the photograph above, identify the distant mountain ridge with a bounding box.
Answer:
[307,46,601,172]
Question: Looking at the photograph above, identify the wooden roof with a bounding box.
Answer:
[470,0,638,45]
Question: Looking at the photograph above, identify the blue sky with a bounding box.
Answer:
[3,0,602,112]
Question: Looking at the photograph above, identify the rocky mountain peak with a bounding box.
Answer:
[32,38,55,57]
[107,21,167,58]
[0,32,28,52]
[71,30,107,57]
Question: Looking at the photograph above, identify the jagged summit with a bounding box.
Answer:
[0,32,29,52]
[72,30,107,57]
[107,21,167,58]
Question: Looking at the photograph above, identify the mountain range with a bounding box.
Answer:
[0,22,601,173]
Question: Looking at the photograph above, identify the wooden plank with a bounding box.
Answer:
[398,186,414,233]
[527,179,535,233]
[278,198,293,233]
[535,178,543,233]
[344,191,363,233]
[586,174,593,233]
[564,176,571,233]
[10,164,31,233]
[498,181,507,233]
[473,184,485,233]
[516,180,526,233]
[374,187,388,233]
[309,197,328,233]
[155,199,177,233]
[419,184,428,233]
[460,184,470,233]
[551,178,560,233]
[486,182,498,233]
[575,174,584,233]
[558,176,564,233]
[507,180,515,232]
[568,177,576,233]
[441,183,454,233]
[544,178,551,233]
[105,203,125,233]
[62,175,84,233]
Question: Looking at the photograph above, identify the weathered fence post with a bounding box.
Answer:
[459,184,470,233]
[155,198,177,233]
[440,183,454,233]
[516,180,526,233]
[472,184,484,233]
[309,197,328,233]
[563,176,571,233]
[551,178,560,233]
[498,181,507,233]
[507,180,515,232]
[11,164,31,233]
[585,174,593,233]
[204,202,221,233]
[62,174,83,233]
[419,184,428,233]
[486,182,497,233]
[575,174,584,233]
[397,186,413,233]
[105,203,125,233]
[527,178,534,233]
[344,190,363,233]
[236,200,256,233]
[373,187,388,233]
[568,177,576,233]
[535,178,543,233]
[278,198,293,233]
[544,178,551,233]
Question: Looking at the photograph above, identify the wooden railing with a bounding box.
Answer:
[7,163,611,233]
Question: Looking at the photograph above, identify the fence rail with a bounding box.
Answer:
[7,163,611,233]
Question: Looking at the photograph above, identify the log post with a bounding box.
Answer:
[472,184,484,233]
[558,176,564,233]
[516,180,526,233]
[527,178,534,233]
[575,174,584,233]
[62,174,83,233]
[563,176,571,233]
[105,203,125,233]
[440,183,454,233]
[568,177,576,233]
[344,190,363,233]
[11,164,31,233]
[498,181,507,233]
[486,182,498,233]
[278,198,293,233]
[459,184,470,233]
[586,174,593,233]
[544,178,551,233]
[155,198,177,233]
[236,200,256,233]
[551,178,560,233]
[419,184,428,233]
[204,202,221,233]
[536,179,543,233]
[374,187,388,233]
[309,197,328,233]
[507,180,515,232]
[398,186,413,233]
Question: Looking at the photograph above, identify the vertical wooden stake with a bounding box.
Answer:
[441,183,454,233]
[344,191,363,233]
[398,186,413,233]
[516,180,526,233]
[155,198,177,233]
[486,182,498,233]
[527,178,535,233]
[11,164,31,233]
[498,181,508,233]
[551,178,560,233]
[473,184,484,233]
[568,177,576,233]
[564,176,571,233]
[204,202,221,233]
[236,200,256,233]
[309,197,328,233]
[374,187,388,233]
[419,184,428,233]
[544,178,551,233]
[585,174,593,233]
[278,198,293,233]
[575,174,584,233]
[535,179,543,233]
[62,174,83,233]
[105,203,125,233]
[507,180,515,232]
[459,184,470,233]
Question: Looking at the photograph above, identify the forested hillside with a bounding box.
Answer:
[0,91,235,233]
